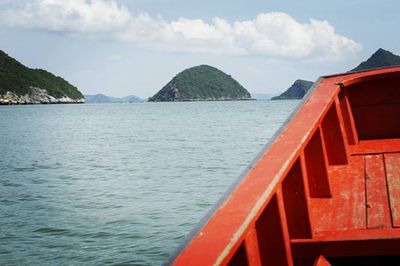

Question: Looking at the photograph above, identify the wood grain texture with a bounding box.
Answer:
[385,153,400,227]
[365,154,391,229]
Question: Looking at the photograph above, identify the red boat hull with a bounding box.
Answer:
[170,66,400,265]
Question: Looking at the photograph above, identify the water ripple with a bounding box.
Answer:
[0,101,298,265]
[33,227,70,235]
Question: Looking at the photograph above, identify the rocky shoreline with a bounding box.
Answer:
[0,87,85,105]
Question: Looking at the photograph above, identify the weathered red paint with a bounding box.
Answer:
[170,66,400,265]
[365,154,391,229]
[385,153,400,228]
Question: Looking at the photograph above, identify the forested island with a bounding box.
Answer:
[149,65,251,102]
[0,50,84,104]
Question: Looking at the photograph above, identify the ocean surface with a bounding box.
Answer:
[0,100,299,265]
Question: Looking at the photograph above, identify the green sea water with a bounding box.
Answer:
[0,100,299,265]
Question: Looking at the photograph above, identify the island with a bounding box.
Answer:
[0,50,84,104]
[84,94,142,104]
[271,79,314,100]
[148,65,251,102]
[351,48,400,71]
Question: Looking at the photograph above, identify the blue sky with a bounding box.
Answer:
[0,0,399,98]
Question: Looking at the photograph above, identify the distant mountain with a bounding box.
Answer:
[271,80,314,100]
[122,95,143,103]
[84,94,141,104]
[251,92,275,100]
[0,49,84,104]
[148,65,251,102]
[351,48,400,71]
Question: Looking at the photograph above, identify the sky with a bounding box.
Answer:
[0,0,399,98]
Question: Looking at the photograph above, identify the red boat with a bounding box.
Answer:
[168,66,400,265]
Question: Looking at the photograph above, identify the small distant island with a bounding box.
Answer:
[271,48,400,100]
[148,65,251,102]
[271,80,313,100]
[0,50,84,105]
[84,94,142,104]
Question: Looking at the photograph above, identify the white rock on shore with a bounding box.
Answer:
[0,87,85,105]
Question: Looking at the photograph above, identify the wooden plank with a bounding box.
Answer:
[244,228,262,266]
[385,153,400,227]
[308,155,366,232]
[350,138,400,155]
[291,228,400,243]
[365,154,392,229]
[276,188,294,266]
[291,237,400,258]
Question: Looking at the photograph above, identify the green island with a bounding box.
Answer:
[148,65,251,102]
[351,48,400,71]
[271,79,313,100]
[0,50,84,104]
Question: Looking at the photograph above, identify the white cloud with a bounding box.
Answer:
[0,0,361,60]
[0,0,132,32]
